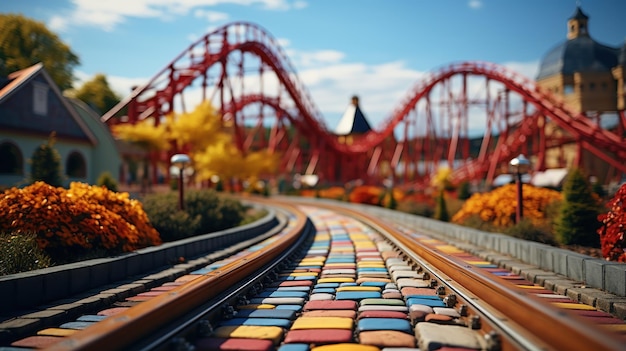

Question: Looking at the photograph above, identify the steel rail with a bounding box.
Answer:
[313,201,625,351]
[44,202,310,351]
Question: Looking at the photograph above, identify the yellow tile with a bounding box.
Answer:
[356,263,385,268]
[600,324,626,332]
[551,302,597,310]
[279,272,319,277]
[324,263,356,267]
[465,260,493,265]
[317,277,355,283]
[291,316,353,330]
[435,245,464,254]
[213,326,283,344]
[37,328,77,337]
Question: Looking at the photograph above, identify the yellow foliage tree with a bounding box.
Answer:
[167,101,280,183]
[112,118,170,190]
[112,118,170,151]
[431,167,453,191]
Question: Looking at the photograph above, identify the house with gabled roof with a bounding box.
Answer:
[0,63,121,189]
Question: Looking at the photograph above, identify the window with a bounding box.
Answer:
[590,82,596,91]
[66,151,87,178]
[33,82,49,115]
[564,84,574,94]
[0,142,23,175]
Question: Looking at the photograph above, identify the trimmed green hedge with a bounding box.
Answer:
[142,189,246,242]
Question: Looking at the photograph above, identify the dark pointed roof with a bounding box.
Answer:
[335,96,372,135]
[537,6,619,80]
[569,6,588,20]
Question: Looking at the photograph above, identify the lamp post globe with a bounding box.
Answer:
[509,154,530,223]
[170,154,190,210]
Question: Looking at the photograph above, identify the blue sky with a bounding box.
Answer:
[3,0,626,129]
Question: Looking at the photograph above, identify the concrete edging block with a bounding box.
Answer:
[605,264,626,296]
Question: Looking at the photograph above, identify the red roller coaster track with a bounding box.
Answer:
[103,22,626,189]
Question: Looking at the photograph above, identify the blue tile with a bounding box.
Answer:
[77,315,107,322]
[275,305,303,312]
[312,288,336,294]
[235,309,296,320]
[278,344,310,351]
[336,291,382,300]
[360,281,388,287]
[357,318,412,333]
[257,291,309,298]
[406,297,447,307]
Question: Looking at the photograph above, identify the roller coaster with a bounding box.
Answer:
[102,22,626,189]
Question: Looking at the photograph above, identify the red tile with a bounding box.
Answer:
[304,300,357,311]
[195,337,274,351]
[358,330,416,348]
[11,336,62,348]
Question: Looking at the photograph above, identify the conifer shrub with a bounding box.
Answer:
[97,171,118,192]
[597,183,626,262]
[434,189,449,222]
[29,133,64,187]
[457,181,471,200]
[554,168,601,247]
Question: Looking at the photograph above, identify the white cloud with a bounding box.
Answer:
[468,0,482,9]
[57,0,307,31]
[502,60,540,81]
[194,9,230,23]
[291,50,346,68]
[48,15,69,32]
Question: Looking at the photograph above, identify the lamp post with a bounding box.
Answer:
[509,154,530,223]
[170,154,190,210]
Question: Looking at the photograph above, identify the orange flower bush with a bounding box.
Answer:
[451,184,562,228]
[0,182,161,261]
[68,182,161,250]
[318,187,346,200]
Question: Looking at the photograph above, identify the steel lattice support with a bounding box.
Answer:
[102,23,626,190]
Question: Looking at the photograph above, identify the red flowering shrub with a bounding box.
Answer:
[349,185,383,205]
[0,182,161,262]
[597,184,626,262]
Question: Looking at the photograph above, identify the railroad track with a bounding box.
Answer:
[2,198,626,351]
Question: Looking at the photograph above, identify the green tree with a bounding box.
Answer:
[71,74,121,114]
[457,181,471,200]
[97,171,118,192]
[29,133,64,187]
[554,168,601,246]
[434,189,449,222]
[0,14,79,91]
